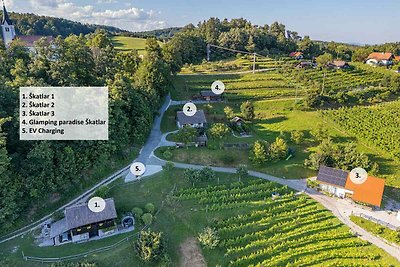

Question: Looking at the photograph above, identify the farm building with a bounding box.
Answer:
[328,60,350,69]
[49,198,118,245]
[176,110,207,128]
[366,52,394,66]
[289,51,304,60]
[296,61,314,69]
[316,166,385,207]
[200,91,224,101]
[231,116,244,126]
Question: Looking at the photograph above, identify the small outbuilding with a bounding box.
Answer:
[328,60,350,69]
[176,110,207,128]
[289,51,304,60]
[296,61,314,69]
[230,116,244,126]
[200,91,223,101]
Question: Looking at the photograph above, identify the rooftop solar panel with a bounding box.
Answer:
[317,165,349,188]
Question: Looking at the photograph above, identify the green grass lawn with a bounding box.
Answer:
[350,215,400,246]
[111,36,163,55]
[2,169,398,266]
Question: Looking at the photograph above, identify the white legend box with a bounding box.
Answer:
[20,87,108,140]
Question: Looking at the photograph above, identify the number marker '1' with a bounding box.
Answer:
[88,197,106,213]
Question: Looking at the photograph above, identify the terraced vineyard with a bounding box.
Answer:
[176,180,397,266]
[323,101,400,160]
[286,67,384,92]
[173,71,303,100]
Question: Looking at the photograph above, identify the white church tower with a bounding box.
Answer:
[1,1,16,47]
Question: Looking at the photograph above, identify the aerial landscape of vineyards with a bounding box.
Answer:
[176,179,399,266]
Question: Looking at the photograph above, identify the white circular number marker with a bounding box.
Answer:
[88,197,106,213]
[130,162,146,176]
[211,81,225,95]
[349,167,368,185]
[183,103,197,117]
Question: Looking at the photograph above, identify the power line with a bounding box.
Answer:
[207,44,268,74]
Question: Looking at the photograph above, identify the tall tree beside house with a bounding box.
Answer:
[240,101,255,120]
[316,53,333,68]
[175,127,198,147]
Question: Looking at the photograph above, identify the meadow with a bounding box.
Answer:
[111,36,163,55]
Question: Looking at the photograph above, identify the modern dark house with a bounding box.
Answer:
[50,198,118,245]
[316,165,385,207]
[176,110,207,128]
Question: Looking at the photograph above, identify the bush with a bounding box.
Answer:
[94,185,109,199]
[142,213,153,225]
[219,154,235,164]
[135,230,165,262]
[198,227,219,249]
[290,130,304,144]
[162,150,173,160]
[132,207,144,218]
[145,203,156,214]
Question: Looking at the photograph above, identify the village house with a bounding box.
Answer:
[328,60,350,69]
[296,61,314,69]
[200,90,224,101]
[49,198,118,246]
[316,166,385,207]
[230,116,244,127]
[176,110,207,128]
[1,3,54,50]
[289,51,304,60]
[366,52,394,66]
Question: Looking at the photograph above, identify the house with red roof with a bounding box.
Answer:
[316,166,385,207]
[289,51,304,60]
[366,52,394,66]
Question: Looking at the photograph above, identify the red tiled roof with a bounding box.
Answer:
[395,56,400,61]
[367,52,394,61]
[289,52,303,57]
[345,175,385,207]
[15,35,54,47]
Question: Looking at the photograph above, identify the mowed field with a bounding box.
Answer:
[2,169,398,266]
[111,36,163,55]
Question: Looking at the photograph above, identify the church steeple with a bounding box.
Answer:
[1,0,16,47]
[2,0,12,25]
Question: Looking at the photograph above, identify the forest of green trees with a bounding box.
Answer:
[3,12,125,37]
[0,31,171,232]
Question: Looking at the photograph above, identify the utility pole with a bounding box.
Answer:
[253,53,256,74]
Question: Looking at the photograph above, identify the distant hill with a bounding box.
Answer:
[1,11,128,37]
